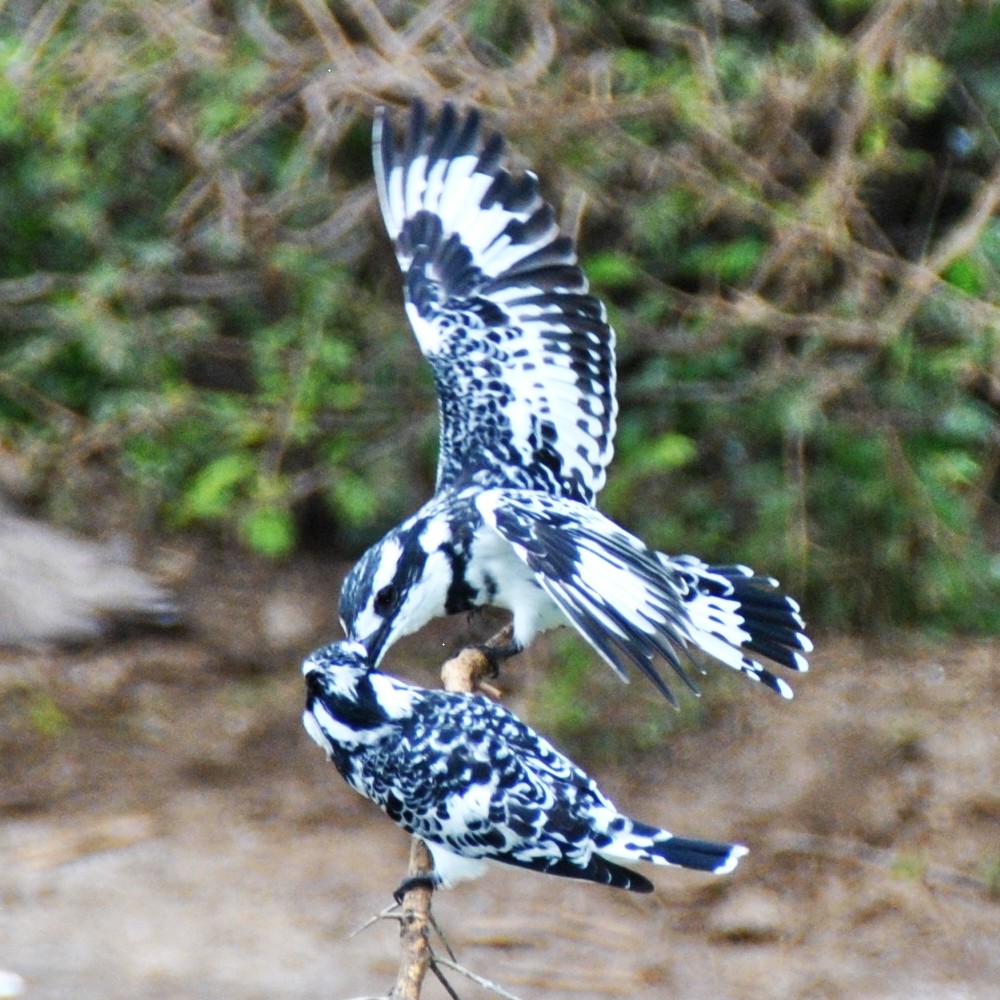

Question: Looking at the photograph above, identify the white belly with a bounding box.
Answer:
[466,525,566,645]
[426,840,489,888]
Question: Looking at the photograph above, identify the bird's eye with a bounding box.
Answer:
[373,584,398,616]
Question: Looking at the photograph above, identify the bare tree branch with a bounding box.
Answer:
[391,838,435,1000]
[432,957,528,1000]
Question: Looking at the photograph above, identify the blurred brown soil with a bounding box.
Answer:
[1,542,999,1000]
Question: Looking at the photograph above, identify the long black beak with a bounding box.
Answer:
[361,617,394,667]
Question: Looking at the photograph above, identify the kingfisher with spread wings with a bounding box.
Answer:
[339,100,811,706]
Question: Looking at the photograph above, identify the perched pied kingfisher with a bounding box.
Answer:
[303,640,747,893]
[340,100,812,706]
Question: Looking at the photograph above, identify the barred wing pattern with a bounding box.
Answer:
[302,641,747,892]
[477,489,811,706]
[374,101,617,505]
[351,687,654,889]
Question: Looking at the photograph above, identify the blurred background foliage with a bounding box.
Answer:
[0,0,998,631]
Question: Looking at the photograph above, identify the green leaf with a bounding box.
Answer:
[28,692,69,737]
[584,251,640,289]
[330,471,378,528]
[239,505,295,558]
[680,236,766,284]
[942,256,987,296]
[179,453,256,522]
[638,432,698,473]
[898,54,948,117]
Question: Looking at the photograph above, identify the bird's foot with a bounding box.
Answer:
[441,644,515,696]
[393,873,440,905]
[470,641,520,680]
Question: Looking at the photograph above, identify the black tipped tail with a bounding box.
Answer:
[656,836,749,874]
[606,818,749,876]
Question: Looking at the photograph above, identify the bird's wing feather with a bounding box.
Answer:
[477,489,811,705]
[420,696,652,890]
[491,849,654,891]
[374,101,617,504]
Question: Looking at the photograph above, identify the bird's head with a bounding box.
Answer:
[302,638,417,761]
[301,638,370,757]
[301,637,370,689]
[338,515,454,665]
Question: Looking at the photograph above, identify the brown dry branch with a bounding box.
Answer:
[440,623,513,698]
[391,838,436,1000]
[431,957,527,1000]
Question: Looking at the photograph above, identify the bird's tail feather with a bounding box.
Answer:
[601,818,748,875]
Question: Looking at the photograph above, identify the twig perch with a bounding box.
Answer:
[440,623,512,697]
[390,624,514,1000]
[391,837,436,1000]
[431,957,527,1000]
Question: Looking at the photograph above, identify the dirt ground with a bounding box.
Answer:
[2,543,999,1000]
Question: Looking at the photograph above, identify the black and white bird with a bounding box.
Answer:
[302,639,748,893]
[340,100,812,706]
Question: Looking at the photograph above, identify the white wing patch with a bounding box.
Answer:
[373,101,617,505]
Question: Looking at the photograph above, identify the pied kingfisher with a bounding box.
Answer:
[303,640,747,893]
[340,100,812,706]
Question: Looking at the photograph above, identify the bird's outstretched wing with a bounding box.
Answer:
[374,101,617,505]
[476,489,811,706]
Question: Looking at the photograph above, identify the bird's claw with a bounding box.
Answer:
[393,873,439,905]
